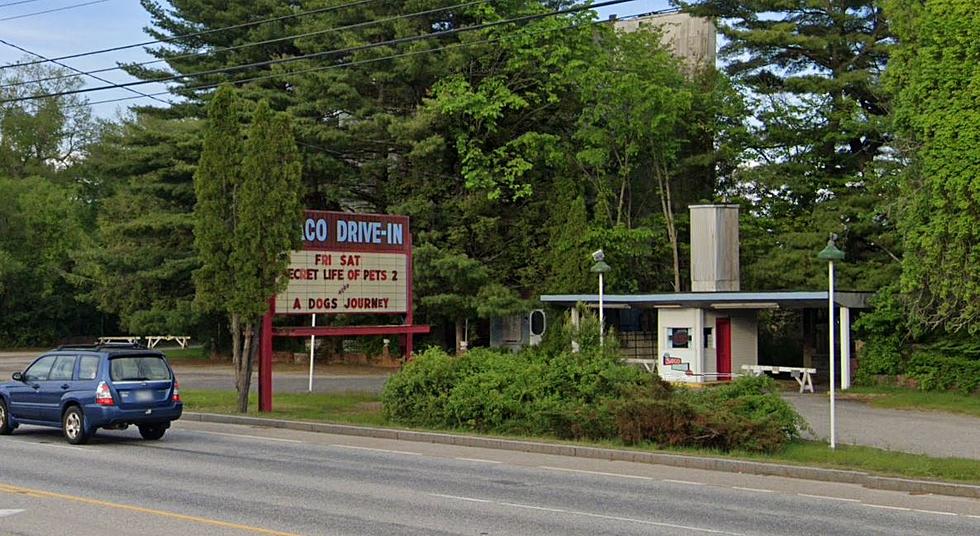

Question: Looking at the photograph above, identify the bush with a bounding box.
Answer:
[382,345,660,438]
[854,335,904,384]
[905,352,980,394]
[382,346,807,452]
[614,376,807,452]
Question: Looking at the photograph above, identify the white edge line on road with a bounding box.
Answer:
[538,466,654,480]
[498,502,567,513]
[428,493,492,504]
[731,486,774,494]
[662,479,706,486]
[430,494,744,535]
[0,509,25,518]
[864,504,911,512]
[912,509,957,517]
[797,494,861,503]
[965,514,980,520]
[455,457,502,464]
[331,444,421,456]
[190,430,303,443]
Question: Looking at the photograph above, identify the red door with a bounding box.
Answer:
[716,318,732,379]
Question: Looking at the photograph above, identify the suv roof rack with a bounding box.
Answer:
[56,342,148,351]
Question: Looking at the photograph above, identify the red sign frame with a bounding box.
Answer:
[258,210,428,412]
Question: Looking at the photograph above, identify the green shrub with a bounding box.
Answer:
[854,334,904,384]
[905,352,980,394]
[613,376,807,452]
[382,328,806,453]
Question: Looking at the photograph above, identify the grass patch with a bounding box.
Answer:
[182,389,385,426]
[843,386,980,418]
[160,347,210,362]
[182,389,980,484]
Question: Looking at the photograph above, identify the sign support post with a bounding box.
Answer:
[308,314,316,392]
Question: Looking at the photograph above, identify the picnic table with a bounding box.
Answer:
[741,364,815,393]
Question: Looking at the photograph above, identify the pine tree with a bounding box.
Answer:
[193,89,303,412]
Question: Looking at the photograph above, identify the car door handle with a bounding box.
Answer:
[61,384,71,390]
[31,384,40,390]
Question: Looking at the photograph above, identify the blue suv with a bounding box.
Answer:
[0,343,182,444]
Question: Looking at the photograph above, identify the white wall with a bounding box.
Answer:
[658,308,758,383]
[657,308,701,382]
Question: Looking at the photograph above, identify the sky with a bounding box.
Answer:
[0,0,674,119]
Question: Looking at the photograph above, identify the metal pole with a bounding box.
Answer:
[598,272,604,347]
[828,260,836,449]
[308,314,316,393]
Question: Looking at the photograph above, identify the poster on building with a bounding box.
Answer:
[276,211,410,315]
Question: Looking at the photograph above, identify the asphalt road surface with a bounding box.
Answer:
[0,352,390,395]
[0,420,977,535]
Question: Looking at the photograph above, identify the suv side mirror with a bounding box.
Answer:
[11,372,23,382]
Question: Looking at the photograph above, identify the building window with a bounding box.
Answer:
[704,327,713,349]
[667,328,690,349]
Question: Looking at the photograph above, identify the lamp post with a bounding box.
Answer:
[590,250,611,347]
[818,234,845,449]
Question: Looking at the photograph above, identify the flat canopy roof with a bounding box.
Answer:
[540,291,872,310]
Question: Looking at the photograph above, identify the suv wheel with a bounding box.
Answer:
[138,424,166,441]
[63,406,90,445]
[0,400,12,435]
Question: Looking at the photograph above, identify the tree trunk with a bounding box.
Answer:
[455,318,465,355]
[237,322,256,413]
[230,313,241,392]
[656,162,681,292]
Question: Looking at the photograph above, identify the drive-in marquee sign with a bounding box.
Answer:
[275,211,411,315]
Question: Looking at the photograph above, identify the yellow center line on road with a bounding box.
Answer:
[0,482,301,536]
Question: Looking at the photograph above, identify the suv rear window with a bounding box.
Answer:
[110,356,171,381]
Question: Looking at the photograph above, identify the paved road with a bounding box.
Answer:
[4,352,979,460]
[0,352,390,395]
[784,393,980,460]
[0,420,977,535]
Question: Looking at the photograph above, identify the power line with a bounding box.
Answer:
[79,35,504,109]
[77,7,671,110]
[1,0,380,69]
[0,37,171,105]
[0,0,108,22]
[1,0,493,89]
[0,0,641,103]
[0,0,47,8]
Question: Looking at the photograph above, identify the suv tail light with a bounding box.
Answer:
[172,380,180,403]
[95,381,114,406]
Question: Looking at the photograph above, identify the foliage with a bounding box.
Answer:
[616,375,807,452]
[192,91,303,411]
[0,177,99,344]
[73,113,203,335]
[905,352,980,395]
[382,342,659,439]
[0,61,97,179]
[853,284,906,383]
[680,0,899,292]
[384,313,805,451]
[885,0,980,334]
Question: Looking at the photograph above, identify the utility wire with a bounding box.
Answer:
[76,7,677,110]
[1,0,380,69]
[0,0,641,103]
[0,0,47,9]
[1,0,493,89]
[0,0,108,22]
[0,37,171,105]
